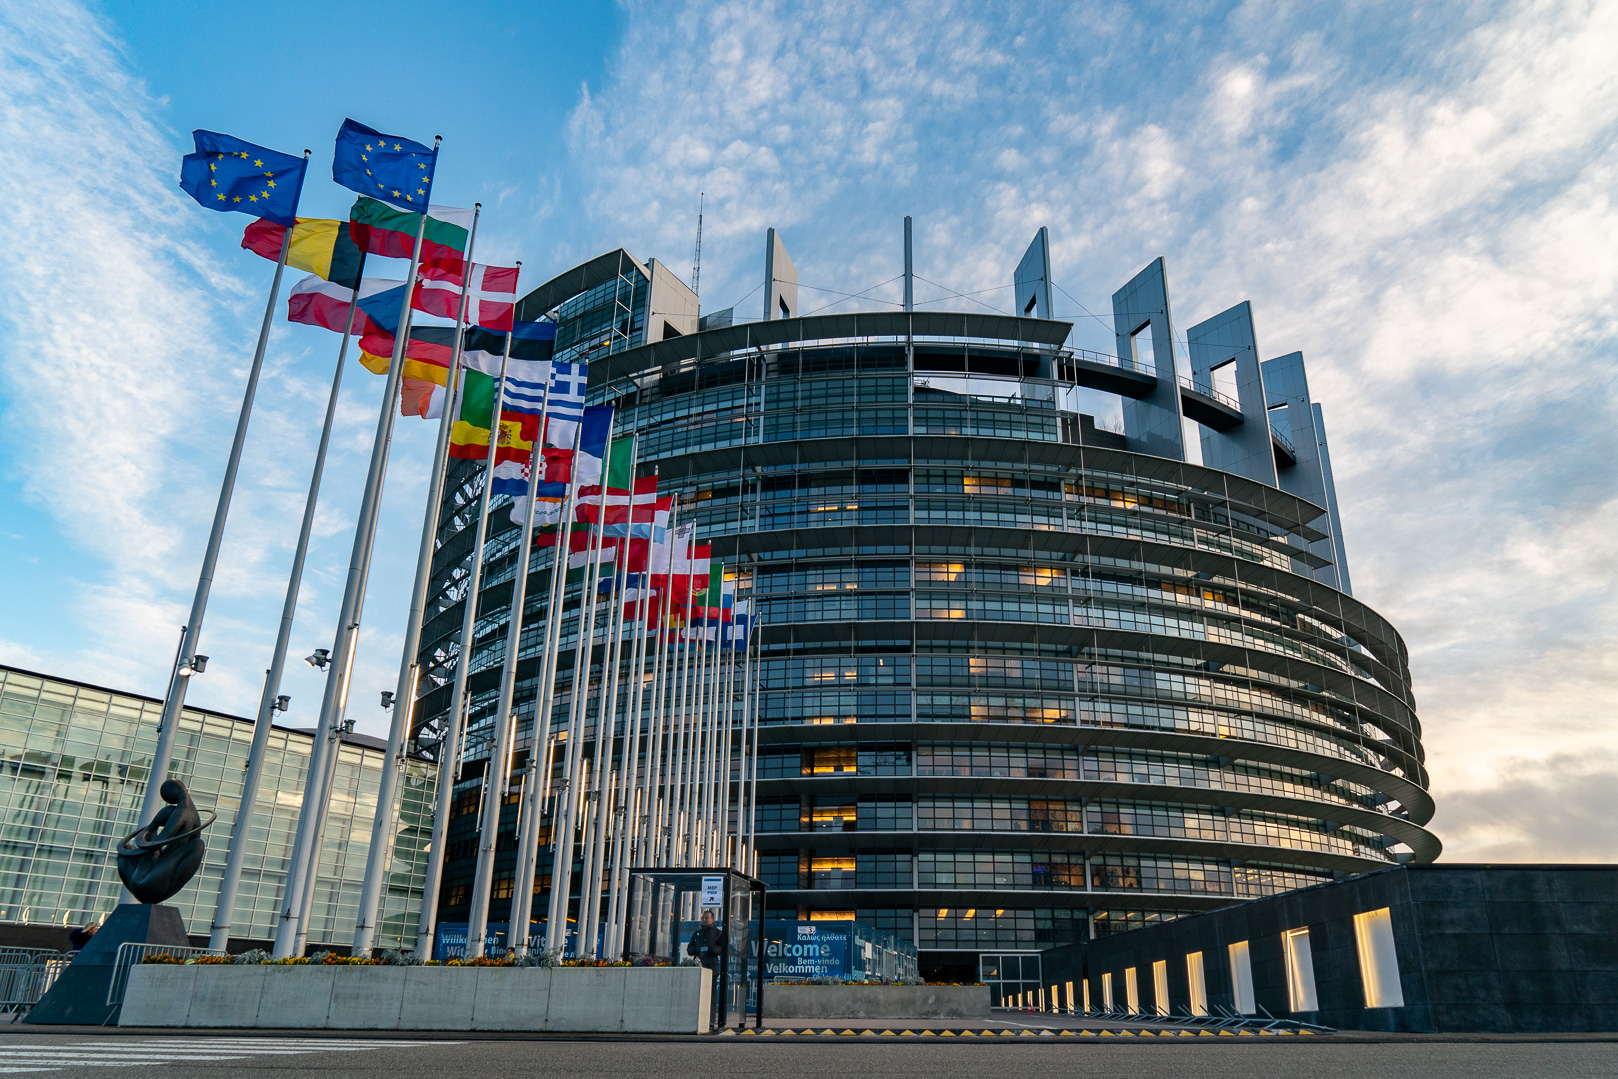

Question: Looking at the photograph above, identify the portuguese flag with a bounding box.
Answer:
[348,196,472,275]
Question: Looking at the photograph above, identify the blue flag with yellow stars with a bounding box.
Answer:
[332,118,436,209]
[179,130,306,227]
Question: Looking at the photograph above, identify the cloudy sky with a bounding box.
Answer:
[1,0,1613,862]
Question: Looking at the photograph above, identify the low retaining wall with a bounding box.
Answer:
[765,984,989,1020]
[118,965,712,1033]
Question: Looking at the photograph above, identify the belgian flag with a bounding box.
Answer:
[242,218,365,289]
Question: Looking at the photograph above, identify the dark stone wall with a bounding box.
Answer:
[1040,865,1618,1033]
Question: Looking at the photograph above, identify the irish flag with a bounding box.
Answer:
[348,196,472,275]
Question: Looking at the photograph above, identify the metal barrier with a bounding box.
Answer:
[0,949,72,1013]
[107,943,224,1009]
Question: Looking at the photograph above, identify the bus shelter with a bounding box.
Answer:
[624,868,766,1030]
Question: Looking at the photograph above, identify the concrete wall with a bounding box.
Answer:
[118,965,712,1033]
[1039,865,1618,1033]
[766,984,989,1020]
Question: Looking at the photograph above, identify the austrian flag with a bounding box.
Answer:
[415,263,519,331]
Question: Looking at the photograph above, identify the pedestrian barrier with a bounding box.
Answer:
[106,943,224,1009]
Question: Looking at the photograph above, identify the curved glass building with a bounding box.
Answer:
[415,234,1438,980]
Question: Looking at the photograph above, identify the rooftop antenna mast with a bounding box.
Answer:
[691,191,704,296]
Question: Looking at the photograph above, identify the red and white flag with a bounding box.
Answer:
[414,263,519,330]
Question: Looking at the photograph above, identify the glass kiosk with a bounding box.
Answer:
[624,868,766,1030]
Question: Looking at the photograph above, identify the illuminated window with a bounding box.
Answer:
[1101,971,1113,1011]
[1124,966,1139,1014]
[1228,940,1255,1014]
[1282,927,1319,1012]
[1354,908,1404,1008]
[1152,959,1169,1016]
[1186,951,1208,1016]
[810,747,857,773]
[810,856,856,889]
[810,803,857,830]
[809,910,855,921]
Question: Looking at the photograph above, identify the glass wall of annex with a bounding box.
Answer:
[592,327,1433,976]
[0,665,433,949]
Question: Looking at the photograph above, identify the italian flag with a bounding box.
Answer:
[348,196,472,275]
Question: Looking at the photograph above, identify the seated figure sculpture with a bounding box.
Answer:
[116,779,213,904]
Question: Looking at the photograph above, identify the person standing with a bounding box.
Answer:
[687,908,725,975]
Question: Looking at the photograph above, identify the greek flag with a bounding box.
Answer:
[544,363,588,448]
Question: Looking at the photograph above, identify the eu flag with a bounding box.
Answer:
[332,119,437,209]
[179,130,306,227]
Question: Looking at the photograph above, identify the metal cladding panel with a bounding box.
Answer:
[514,248,649,323]
[1189,301,1279,487]
[1112,257,1186,460]
[588,311,1074,387]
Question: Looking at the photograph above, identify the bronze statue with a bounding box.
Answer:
[116,779,213,904]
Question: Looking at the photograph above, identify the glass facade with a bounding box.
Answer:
[413,291,1436,973]
[0,666,432,949]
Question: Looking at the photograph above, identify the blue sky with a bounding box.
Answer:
[1,0,1615,862]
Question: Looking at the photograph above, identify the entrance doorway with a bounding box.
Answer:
[979,953,1043,1008]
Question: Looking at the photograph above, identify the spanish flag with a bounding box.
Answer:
[243,217,365,289]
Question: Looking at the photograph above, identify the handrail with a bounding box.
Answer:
[1177,375,1242,413]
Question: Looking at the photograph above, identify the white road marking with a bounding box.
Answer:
[0,1037,455,1074]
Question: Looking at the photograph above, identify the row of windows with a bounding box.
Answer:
[758,850,1333,899]
[754,796,1389,858]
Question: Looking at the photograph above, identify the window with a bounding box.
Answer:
[1124,966,1140,1014]
[1082,978,1091,1013]
[1282,927,1319,1012]
[1152,959,1169,1016]
[1064,980,1075,1015]
[1228,940,1255,1014]
[1100,971,1113,1011]
[1354,907,1404,1008]
[1186,951,1208,1017]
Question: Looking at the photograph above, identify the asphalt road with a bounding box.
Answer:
[1,1033,1617,1079]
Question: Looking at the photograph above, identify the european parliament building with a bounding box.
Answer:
[413,227,1437,985]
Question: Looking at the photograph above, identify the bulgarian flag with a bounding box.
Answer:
[415,263,519,331]
[347,196,472,276]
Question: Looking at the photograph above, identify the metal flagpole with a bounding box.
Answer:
[603,472,657,955]
[544,445,615,955]
[273,157,438,956]
[578,443,638,953]
[511,439,581,955]
[540,506,591,953]
[746,622,762,876]
[293,709,347,954]
[134,153,311,904]
[414,311,518,957]
[209,263,363,951]
[733,600,757,872]
[642,502,678,867]
[716,616,737,868]
[464,384,551,959]
[354,206,483,955]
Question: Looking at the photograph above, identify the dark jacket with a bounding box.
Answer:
[687,924,725,969]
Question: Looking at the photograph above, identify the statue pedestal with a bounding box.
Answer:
[26,904,191,1025]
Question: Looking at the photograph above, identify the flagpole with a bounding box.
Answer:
[643,503,678,867]
[746,621,761,877]
[133,153,311,903]
[512,434,582,956]
[579,442,639,955]
[464,390,550,960]
[273,146,439,957]
[353,206,483,955]
[502,377,568,957]
[544,439,616,956]
[209,264,362,951]
[734,599,757,872]
[604,470,658,955]
[540,464,589,954]
[414,315,518,958]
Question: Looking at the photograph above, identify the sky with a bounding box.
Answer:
[0,0,1613,863]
